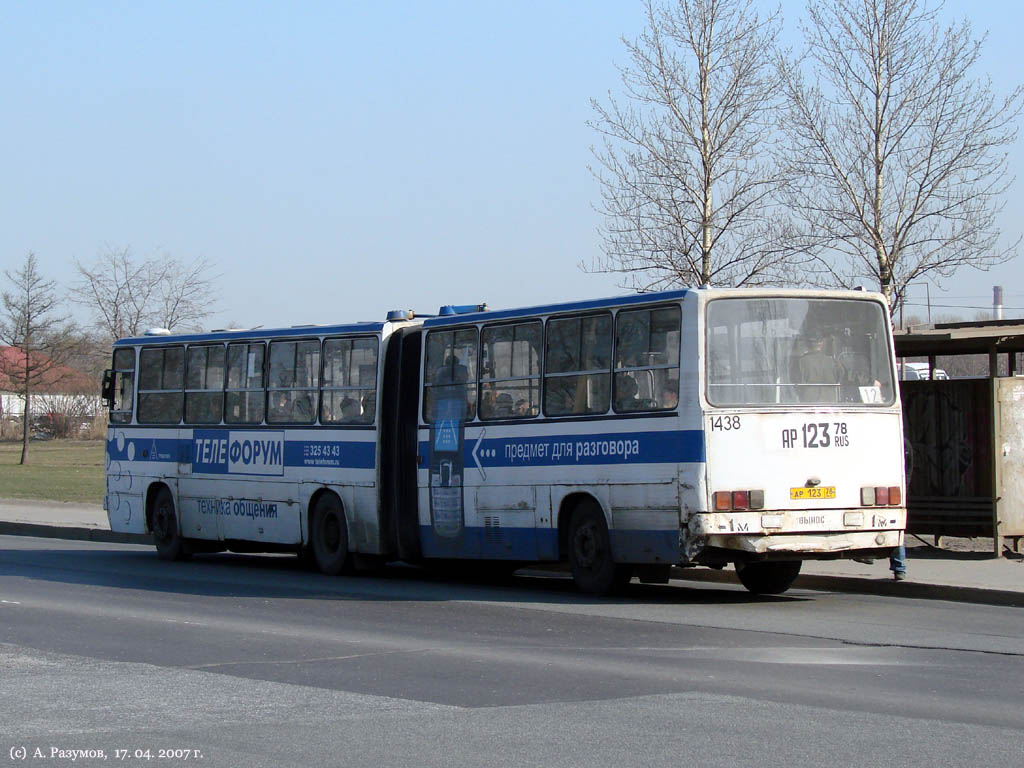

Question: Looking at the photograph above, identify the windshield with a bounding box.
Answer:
[706,297,895,406]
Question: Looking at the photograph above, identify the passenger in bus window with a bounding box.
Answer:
[434,353,468,386]
[661,383,678,409]
[341,397,361,422]
[837,329,882,402]
[793,331,843,402]
[294,392,315,423]
[360,393,375,423]
[615,374,640,411]
[496,392,513,417]
[270,391,289,421]
[433,352,474,420]
[480,388,497,419]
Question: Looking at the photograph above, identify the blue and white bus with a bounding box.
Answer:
[102,288,905,595]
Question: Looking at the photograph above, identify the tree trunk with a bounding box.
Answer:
[20,389,29,465]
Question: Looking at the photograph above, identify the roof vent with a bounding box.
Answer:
[144,328,171,336]
[438,303,488,316]
[386,309,414,321]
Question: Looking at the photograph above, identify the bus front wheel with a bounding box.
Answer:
[150,486,188,561]
[735,560,801,595]
[311,494,349,576]
[568,503,631,595]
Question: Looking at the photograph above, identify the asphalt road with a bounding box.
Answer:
[1,535,1022,768]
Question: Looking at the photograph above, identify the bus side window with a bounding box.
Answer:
[423,327,478,423]
[321,336,379,425]
[267,340,320,425]
[225,342,265,424]
[107,348,136,424]
[614,306,681,412]
[137,346,184,424]
[543,313,611,416]
[479,321,541,420]
[185,344,226,424]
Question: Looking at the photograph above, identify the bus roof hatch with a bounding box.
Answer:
[438,303,488,316]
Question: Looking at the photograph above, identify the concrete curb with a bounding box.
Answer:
[675,566,1024,608]
[1,522,1020,607]
[0,521,151,546]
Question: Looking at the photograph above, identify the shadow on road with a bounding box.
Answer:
[0,542,806,607]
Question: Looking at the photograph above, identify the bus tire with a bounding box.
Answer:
[311,494,349,576]
[568,502,631,595]
[735,560,801,595]
[150,486,188,561]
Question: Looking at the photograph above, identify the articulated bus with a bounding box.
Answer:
[102,288,906,595]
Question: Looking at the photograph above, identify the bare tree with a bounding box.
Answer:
[589,0,799,289]
[70,246,219,344]
[778,0,1023,313]
[0,253,77,464]
[156,256,219,332]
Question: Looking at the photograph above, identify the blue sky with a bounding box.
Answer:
[2,0,1021,330]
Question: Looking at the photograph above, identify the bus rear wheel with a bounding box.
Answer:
[150,486,188,561]
[311,494,349,576]
[568,503,631,595]
[735,560,801,595]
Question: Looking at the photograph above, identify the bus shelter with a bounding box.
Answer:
[894,320,1024,555]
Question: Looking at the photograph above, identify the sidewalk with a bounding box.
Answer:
[678,541,1024,607]
[0,498,147,544]
[0,498,1021,606]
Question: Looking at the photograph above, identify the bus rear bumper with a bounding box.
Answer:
[699,529,903,559]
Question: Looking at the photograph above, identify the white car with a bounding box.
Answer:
[899,361,948,380]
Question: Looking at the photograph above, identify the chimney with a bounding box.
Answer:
[994,286,1004,320]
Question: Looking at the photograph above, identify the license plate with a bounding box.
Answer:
[790,486,836,500]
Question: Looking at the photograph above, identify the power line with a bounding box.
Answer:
[903,301,1024,312]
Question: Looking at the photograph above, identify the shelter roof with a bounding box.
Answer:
[894,319,1024,357]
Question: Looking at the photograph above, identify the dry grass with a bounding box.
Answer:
[0,439,105,504]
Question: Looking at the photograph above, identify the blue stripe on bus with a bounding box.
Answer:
[419,526,556,560]
[609,528,681,563]
[418,526,681,563]
[419,429,705,468]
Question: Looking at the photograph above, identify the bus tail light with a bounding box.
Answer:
[713,490,764,511]
[861,486,902,506]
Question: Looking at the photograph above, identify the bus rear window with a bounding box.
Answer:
[706,298,895,406]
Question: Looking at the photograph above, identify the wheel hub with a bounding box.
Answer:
[574,523,599,569]
[323,514,341,552]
